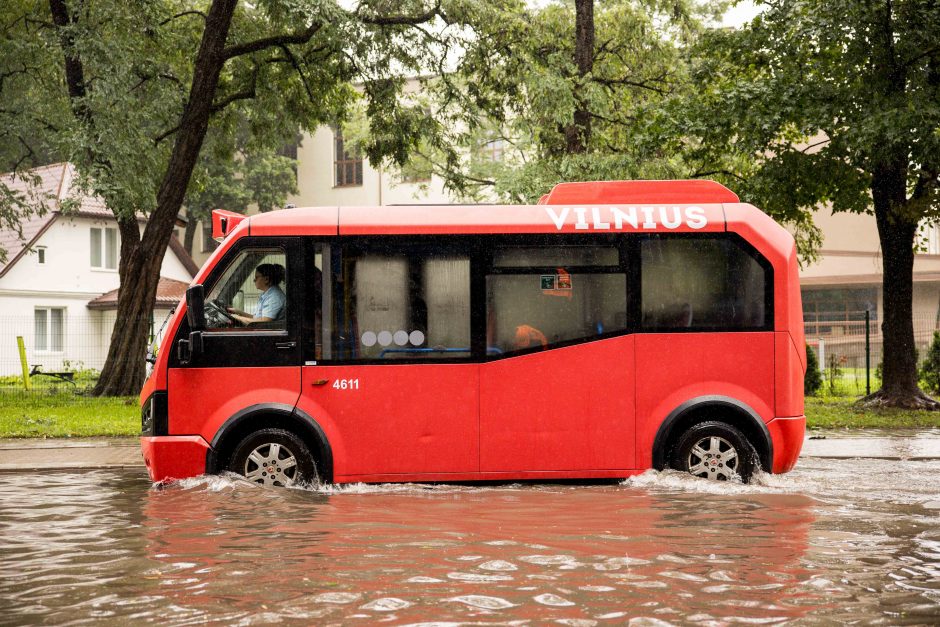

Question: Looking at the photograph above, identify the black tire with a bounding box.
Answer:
[670,421,759,483]
[228,428,318,487]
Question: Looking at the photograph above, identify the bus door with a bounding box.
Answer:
[167,238,304,439]
[479,241,636,472]
[297,242,479,479]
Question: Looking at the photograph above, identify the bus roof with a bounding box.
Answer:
[247,203,734,236]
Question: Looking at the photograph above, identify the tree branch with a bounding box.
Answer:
[594,74,670,95]
[159,10,206,27]
[276,44,316,102]
[222,23,322,60]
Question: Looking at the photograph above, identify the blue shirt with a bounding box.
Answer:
[255,285,286,320]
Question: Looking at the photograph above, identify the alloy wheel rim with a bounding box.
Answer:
[686,435,739,481]
[243,442,298,487]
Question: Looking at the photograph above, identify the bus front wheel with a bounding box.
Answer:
[670,421,758,483]
[228,428,318,488]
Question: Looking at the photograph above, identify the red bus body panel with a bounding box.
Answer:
[142,182,806,484]
[297,364,479,479]
[541,179,739,205]
[141,435,210,481]
[634,333,776,469]
[168,367,301,441]
[480,336,635,472]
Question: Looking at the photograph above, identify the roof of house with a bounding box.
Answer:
[0,162,198,278]
[88,277,189,310]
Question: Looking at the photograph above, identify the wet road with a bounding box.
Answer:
[1,459,939,625]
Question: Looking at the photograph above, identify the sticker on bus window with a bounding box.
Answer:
[541,275,556,290]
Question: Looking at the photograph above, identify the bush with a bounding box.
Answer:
[919,331,940,394]
[805,344,822,395]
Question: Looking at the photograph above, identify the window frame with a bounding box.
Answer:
[333,128,363,188]
[637,232,774,334]
[90,226,119,270]
[301,232,774,365]
[168,236,304,370]
[34,306,65,353]
[484,234,632,359]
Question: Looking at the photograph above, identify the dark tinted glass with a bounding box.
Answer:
[641,237,767,330]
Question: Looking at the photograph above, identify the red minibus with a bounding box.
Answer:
[140,180,805,486]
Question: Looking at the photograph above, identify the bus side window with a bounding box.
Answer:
[640,236,768,331]
[487,244,627,354]
[334,249,471,360]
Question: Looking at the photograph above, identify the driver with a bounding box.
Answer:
[227,263,286,325]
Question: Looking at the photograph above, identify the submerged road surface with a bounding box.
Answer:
[1,459,938,624]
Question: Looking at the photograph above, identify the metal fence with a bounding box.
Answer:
[0,312,174,399]
[806,312,940,396]
[2,310,939,400]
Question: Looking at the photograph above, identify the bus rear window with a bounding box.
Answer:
[641,237,768,330]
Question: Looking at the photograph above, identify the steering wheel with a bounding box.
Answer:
[205,299,238,327]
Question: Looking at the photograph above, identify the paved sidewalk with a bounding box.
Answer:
[0,438,142,471]
[1,431,939,472]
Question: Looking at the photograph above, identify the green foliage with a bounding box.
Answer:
[418,0,715,203]
[666,0,940,259]
[919,331,940,394]
[826,353,845,395]
[805,344,822,396]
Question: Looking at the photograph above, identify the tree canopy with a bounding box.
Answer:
[669,0,940,406]
[0,0,505,394]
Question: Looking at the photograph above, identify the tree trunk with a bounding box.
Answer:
[183,208,198,255]
[93,0,239,396]
[860,163,940,409]
[564,0,593,154]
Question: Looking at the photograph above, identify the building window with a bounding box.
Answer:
[35,307,65,352]
[90,227,118,270]
[36,246,46,264]
[334,129,363,187]
[202,222,218,253]
[802,287,877,336]
[480,134,505,163]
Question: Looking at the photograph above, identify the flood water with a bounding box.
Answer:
[1,460,939,625]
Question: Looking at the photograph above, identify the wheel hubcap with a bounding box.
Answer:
[243,442,298,487]
[686,435,739,481]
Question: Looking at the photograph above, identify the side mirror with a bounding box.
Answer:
[186,284,206,331]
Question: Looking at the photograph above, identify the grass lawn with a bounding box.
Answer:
[806,395,940,429]
[0,392,139,438]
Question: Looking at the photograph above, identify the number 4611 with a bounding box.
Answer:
[332,378,360,390]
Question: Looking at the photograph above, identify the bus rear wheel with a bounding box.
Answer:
[228,428,318,488]
[670,421,758,483]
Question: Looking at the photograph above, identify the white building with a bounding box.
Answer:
[0,163,197,376]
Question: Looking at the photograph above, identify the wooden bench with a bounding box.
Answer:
[29,365,76,384]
